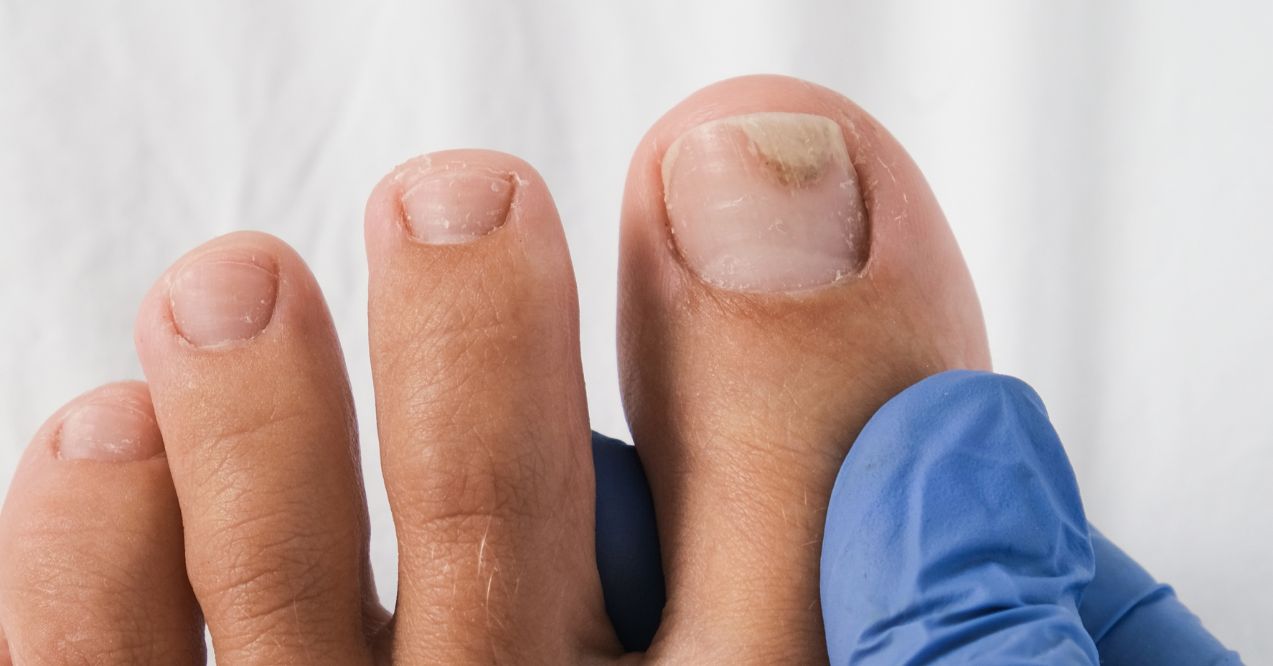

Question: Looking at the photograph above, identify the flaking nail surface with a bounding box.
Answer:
[170,250,278,348]
[400,166,514,244]
[59,392,163,461]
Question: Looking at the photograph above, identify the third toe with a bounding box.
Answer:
[134,233,377,665]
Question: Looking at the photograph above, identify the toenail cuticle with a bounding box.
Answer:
[58,396,163,462]
[661,112,869,292]
[170,249,278,348]
[399,165,515,245]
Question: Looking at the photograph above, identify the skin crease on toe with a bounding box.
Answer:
[618,75,991,662]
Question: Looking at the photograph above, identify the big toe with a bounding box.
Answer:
[618,74,991,661]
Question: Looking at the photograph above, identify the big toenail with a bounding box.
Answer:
[399,166,514,244]
[662,112,868,292]
[170,249,278,347]
[58,395,163,461]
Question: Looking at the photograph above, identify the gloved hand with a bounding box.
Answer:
[590,371,1242,664]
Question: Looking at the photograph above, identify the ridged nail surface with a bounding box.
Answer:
[400,167,514,244]
[170,250,278,348]
[662,112,868,292]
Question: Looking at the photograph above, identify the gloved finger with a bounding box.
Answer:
[591,432,666,652]
[819,370,1099,664]
[1080,528,1242,665]
[591,372,1242,663]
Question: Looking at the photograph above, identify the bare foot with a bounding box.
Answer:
[0,75,988,664]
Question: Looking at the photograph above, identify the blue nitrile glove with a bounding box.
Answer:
[590,370,1241,663]
[818,370,1242,664]
[1082,528,1241,666]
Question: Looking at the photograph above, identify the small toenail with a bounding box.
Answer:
[170,249,278,348]
[399,165,514,244]
[58,395,163,461]
[661,112,869,292]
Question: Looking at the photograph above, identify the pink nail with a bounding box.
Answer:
[662,112,868,292]
[59,395,163,462]
[400,167,514,244]
[170,250,278,348]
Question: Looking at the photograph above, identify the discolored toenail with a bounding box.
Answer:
[169,248,278,347]
[662,112,869,292]
[399,165,515,244]
[57,394,163,461]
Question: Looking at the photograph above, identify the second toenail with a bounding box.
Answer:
[58,395,163,461]
[661,112,869,292]
[399,166,514,244]
[170,249,278,348]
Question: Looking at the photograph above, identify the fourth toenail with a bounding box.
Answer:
[170,250,278,348]
[400,166,514,244]
[662,112,868,292]
[58,395,162,461]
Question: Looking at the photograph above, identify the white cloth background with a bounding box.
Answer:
[1,0,1269,660]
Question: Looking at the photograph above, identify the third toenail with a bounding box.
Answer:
[399,166,514,244]
[170,250,278,348]
[59,396,162,461]
[661,112,868,292]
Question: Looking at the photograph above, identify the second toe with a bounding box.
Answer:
[364,150,619,663]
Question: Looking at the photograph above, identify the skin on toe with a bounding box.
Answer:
[364,150,620,662]
[0,73,985,664]
[0,382,202,665]
[618,75,991,661]
[134,233,381,665]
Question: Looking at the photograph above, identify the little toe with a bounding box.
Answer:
[364,150,617,662]
[618,75,991,661]
[134,233,379,665]
[0,382,202,664]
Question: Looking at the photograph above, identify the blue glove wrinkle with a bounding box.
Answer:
[1080,529,1164,643]
[820,371,1099,664]
[1082,529,1242,665]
